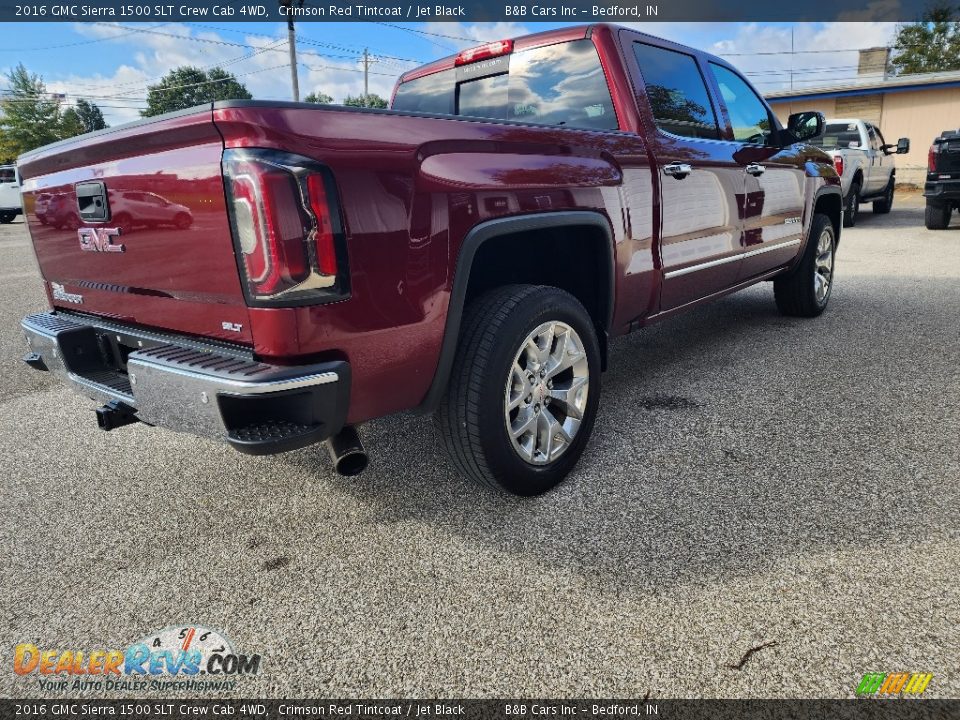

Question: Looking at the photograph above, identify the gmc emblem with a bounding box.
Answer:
[78,227,125,253]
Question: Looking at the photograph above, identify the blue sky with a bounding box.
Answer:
[0,21,898,125]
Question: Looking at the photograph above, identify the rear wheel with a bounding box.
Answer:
[774,213,835,318]
[873,178,894,214]
[436,284,601,495]
[842,181,860,227]
[0,212,15,224]
[925,201,952,230]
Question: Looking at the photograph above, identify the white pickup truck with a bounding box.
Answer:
[0,165,22,223]
[809,119,909,227]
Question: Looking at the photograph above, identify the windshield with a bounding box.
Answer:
[392,39,618,131]
[809,122,862,149]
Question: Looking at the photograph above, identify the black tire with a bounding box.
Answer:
[774,213,836,318]
[925,201,952,230]
[842,181,860,227]
[873,178,894,214]
[435,284,602,495]
[174,213,192,230]
[0,212,14,224]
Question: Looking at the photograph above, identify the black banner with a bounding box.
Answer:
[0,0,950,23]
[1,700,958,720]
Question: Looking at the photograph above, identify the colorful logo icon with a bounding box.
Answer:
[856,672,933,697]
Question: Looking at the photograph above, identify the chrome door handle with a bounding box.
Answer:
[745,163,765,176]
[663,162,692,179]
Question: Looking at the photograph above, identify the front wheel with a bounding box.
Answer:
[0,212,15,224]
[774,213,836,318]
[436,284,602,495]
[925,201,952,230]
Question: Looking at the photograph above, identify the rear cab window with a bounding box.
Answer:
[811,122,862,150]
[392,39,618,131]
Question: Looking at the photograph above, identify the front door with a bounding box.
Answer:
[706,63,806,280]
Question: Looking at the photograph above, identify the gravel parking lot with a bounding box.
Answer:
[1,193,957,699]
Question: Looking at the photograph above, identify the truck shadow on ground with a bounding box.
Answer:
[278,273,957,593]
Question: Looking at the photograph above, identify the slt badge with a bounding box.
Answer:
[78,227,125,253]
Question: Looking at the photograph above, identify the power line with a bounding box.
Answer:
[0,23,170,51]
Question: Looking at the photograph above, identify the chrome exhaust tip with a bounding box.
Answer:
[325,425,368,476]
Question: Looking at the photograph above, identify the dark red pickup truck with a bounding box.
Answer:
[18,24,841,495]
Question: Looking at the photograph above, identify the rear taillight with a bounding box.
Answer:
[929,144,938,172]
[833,155,844,177]
[222,149,347,306]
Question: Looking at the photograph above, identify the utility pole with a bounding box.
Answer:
[279,0,304,101]
[362,48,370,100]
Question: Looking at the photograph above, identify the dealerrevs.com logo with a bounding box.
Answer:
[13,625,261,692]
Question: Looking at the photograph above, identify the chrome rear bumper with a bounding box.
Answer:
[21,311,350,454]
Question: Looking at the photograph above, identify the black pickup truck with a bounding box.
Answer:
[925,129,960,229]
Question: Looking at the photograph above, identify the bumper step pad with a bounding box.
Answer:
[227,420,328,455]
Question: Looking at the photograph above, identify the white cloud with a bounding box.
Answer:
[698,22,899,93]
[52,23,394,123]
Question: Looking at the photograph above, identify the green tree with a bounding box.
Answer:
[343,93,387,109]
[142,66,252,117]
[59,107,85,139]
[892,5,960,74]
[304,91,334,104]
[72,99,108,132]
[0,63,62,158]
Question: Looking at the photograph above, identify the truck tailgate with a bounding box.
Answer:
[18,107,252,345]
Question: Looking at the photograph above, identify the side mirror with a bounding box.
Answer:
[883,138,911,155]
[787,111,825,142]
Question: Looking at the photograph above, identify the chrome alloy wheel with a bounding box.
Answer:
[814,228,834,304]
[504,321,589,465]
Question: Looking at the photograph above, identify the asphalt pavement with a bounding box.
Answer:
[1,192,957,699]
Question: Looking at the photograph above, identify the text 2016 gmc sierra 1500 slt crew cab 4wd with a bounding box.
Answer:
[808,119,909,227]
[18,24,842,495]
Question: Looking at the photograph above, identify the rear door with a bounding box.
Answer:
[706,63,807,281]
[629,41,744,311]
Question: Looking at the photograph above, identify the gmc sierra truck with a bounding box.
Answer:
[17,24,842,495]
[808,119,909,227]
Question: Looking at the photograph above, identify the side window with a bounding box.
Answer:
[632,42,719,140]
[708,63,773,145]
[874,126,887,147]
[866,125,881,151]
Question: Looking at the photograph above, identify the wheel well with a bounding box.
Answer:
[417,212,614,413]
[852,169,864,186]
[814,192,843,245]
[463,224,613,340]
